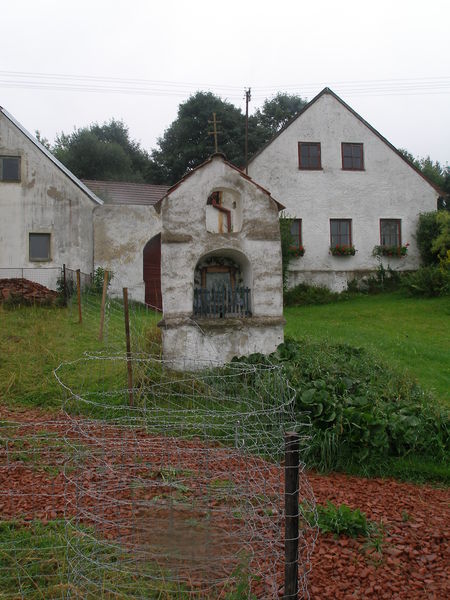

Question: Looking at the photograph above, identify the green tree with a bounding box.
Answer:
[254,92,307,137]
[52,119,151,182]
[398,149,449,192]
[149,92,251,184]
[416,210,450,265]
[149,91,308,184]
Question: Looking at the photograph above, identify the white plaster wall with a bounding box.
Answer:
[249,92,439,290]
[93,204,161,303]
[162,321,284,370]
[0,113,96,287]
[160,156,283,319]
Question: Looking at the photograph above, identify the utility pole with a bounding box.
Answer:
[244,88,251,174]
[208,112,221,153]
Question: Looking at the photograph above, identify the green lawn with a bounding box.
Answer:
[285,293,450,404]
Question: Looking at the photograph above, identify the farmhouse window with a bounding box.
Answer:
[330,219,352,247]
[298,142,321,169]
[380,219,401,247]
[290,219,302,248]
[29,233,51,261]
[0,156,20,181]
[342,143,364,170]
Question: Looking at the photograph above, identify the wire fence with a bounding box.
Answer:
[0,267,63,290]
[0,271,319,598]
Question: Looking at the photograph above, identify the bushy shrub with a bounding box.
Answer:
[416,210,448,266]
[91,267,113,294]
[402,265,450,297]
[284,283,342,306]
[233,339,449,476]
[361,262,403,294]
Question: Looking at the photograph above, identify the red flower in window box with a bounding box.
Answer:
[373,243,409,258]
[289,245,305,258]
[330,244,356,256]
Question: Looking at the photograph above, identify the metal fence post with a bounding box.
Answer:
[284,431,300,599]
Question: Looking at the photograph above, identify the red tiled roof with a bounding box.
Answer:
[82,180,169,206]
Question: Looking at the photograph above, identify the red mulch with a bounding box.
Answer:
[0,278,58,303]
[0,406,448,599]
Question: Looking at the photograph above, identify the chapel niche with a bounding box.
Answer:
[205,189,242,234]
[193,251,251,318]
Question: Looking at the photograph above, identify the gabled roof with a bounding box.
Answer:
[156,153,285,211]
[82,179,169,206]
[0,106,103,205]
[248,87,443,195]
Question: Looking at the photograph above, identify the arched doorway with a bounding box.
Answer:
[143,233,162,311]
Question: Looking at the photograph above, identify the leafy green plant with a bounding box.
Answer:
[416,210,447,266]
[316,502,370,538]
[373,243,409,258]
[402,265,449,297]
[284,282,342,306]
[236,337,449,481]
[279,215,294,291]
[91,266,113,294]
[362,262,403,294]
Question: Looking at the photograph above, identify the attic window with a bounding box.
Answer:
[298,143,321,170]
[342,143,364,170]
[0,156,20,181]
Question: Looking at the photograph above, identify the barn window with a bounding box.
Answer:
[341,143,364,170]
[0,156,21,181]
[29,233,51,261]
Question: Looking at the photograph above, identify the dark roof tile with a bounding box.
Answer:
[82,180,169,206]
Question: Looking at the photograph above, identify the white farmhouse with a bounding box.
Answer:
[0,106,102,289]
[248,88,441,291]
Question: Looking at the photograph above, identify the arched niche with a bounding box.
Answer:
[193,248,252,318]
[205,188,243,234]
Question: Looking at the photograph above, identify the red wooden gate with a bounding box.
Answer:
[143,234,162,311]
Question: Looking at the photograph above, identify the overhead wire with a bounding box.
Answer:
[0,70,449,100]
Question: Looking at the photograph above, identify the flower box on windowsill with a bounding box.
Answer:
[289,246,305,258]
[330,245,356,256]
[372,244,409,258]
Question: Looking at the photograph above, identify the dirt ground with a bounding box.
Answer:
[0,406,448,599]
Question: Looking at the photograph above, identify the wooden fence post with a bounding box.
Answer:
[284,431,300,600]
[98,270,109,341]
[123,287,134,406]
[76,269,82,324]
[62,264,67,306]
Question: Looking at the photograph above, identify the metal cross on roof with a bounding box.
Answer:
[208,112,222,153]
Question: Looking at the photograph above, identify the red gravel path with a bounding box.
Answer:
[0,406,448,599]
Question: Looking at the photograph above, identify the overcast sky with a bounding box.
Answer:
[1,0,449,166]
